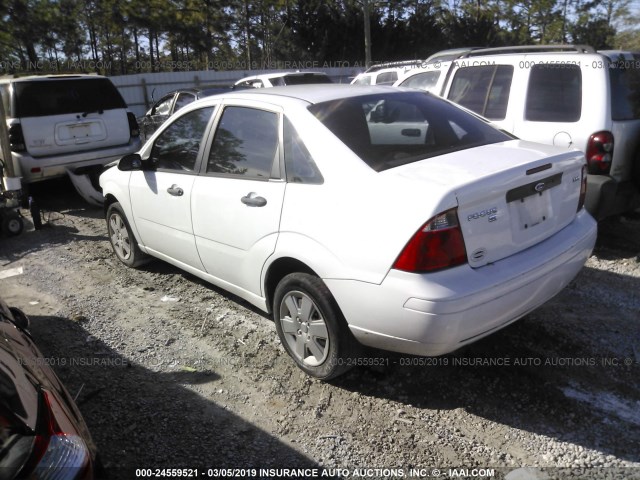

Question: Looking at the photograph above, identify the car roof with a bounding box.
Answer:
[0,74,106,83]
[190,84,404,106]
[235,71,328,83]
[168,86,231,96]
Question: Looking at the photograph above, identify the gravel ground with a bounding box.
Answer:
[1,179,639,480]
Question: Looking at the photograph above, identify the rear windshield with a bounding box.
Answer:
[14,78,127,117]
[608,56,640,120]
[525,64,582,122]
[309,91,513,172]
[282,74,332,86]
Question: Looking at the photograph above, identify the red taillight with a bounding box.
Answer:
[9,124,26,152]
[127,112,140,138]
[586,131,613,175]
[25,390,91,479]
[578,164,587,212]
[393,208,467,273]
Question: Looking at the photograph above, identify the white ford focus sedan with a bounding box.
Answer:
[100,85,597,379]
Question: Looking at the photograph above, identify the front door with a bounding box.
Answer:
[130,106,216,270]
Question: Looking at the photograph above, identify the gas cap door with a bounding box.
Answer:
[553,131,573,149]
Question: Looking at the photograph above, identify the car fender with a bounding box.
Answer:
[100,169,147,251]
[266,232,350,282]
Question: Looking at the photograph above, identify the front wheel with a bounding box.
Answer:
[106,202,149,267]
[1,213,24,236]
[273,273,359,380]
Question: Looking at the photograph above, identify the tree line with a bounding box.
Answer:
[1,0,638,77]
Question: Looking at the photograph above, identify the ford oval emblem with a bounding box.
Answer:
[534,182,545,192]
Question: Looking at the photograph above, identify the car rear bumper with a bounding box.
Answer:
[10,138,142,184]
[325,209,597,357]
[585,175,640,220]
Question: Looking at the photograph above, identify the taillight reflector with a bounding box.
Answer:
[24,391,91,479]
[578,164,587,212]
[127,112,140,138]
[9,124,26,152]
[393,208,467,273]
[586,131,613,175]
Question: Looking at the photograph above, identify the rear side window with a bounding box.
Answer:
[14,78,127,117]
[525,64,582,122]
[448,65,513,120]
[609,58,640,120]
[309,91,513,172]
[284,117,323,184]
[174,92,196,111]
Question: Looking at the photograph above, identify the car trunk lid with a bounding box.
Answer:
[14,77,131,157]
[391,140,586,267]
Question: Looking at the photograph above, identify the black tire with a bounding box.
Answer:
[273,273,359,380]
[1,213,24,236]
[106,202,149,268]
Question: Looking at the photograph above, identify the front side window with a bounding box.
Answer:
[525,64,582,122]
[353,75,372,85]
[448,65,513,120]
[207,106,279,179]
[150,107,215,171]
[309,91,512,172]
[399,71,441,92]
[153,95,174,116]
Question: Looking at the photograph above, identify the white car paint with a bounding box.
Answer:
[100,85,597,375]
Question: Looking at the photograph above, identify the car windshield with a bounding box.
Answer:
[14,78,127,117]
[308,91,513,172]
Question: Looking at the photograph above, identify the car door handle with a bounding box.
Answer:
[167,184,184,196]
[241,192,267,207]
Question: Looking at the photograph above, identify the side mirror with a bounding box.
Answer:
[118,153,143,171]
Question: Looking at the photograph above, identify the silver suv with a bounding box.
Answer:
[0,75,141,188]
[410,45,640,219]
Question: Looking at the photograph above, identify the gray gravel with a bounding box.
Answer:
[0,180,639,480]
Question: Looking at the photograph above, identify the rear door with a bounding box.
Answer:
[445,62,516,132]
[15,77,132,157]
[191,102,286,297]
[512,62,584,148]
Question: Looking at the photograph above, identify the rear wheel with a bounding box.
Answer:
[106,202,149,267]
[273,273,359,380]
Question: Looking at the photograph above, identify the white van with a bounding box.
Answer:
[0,75,141,188]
